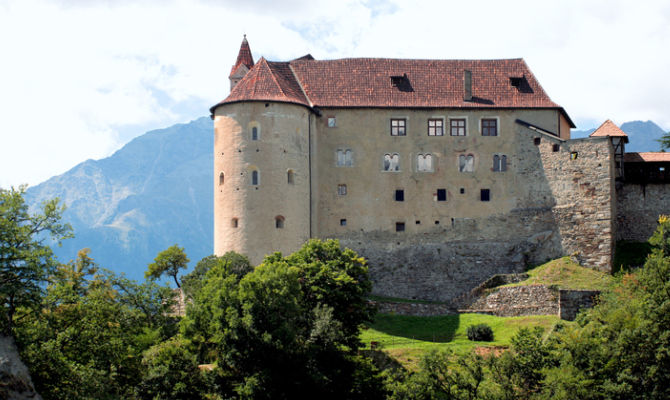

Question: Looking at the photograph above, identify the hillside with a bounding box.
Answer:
[25,117,213,280]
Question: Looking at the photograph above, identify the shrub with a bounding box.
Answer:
[467,324,494,342]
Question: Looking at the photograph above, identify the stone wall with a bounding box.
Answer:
[558,289,600,321]
[462,285,558,317]
[368,300,455,316]
[617,183,670,242]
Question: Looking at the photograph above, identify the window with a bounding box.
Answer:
[493,154,507,172]
[450,118,466,136]
[275,216,285,229]
[251,126,259,141]
[459,154,474,172]
[219,172,224,185]
[231,218,238,228]
[396,222,405,232]
[436,189,447,201]
[391,119,406,136]
[534,137,541,145]
[552,144,560,152]
[570,152,578,160]
[383,153,400,171]
[460,188,465,194]
[481,119,497,136]
[287,169,295,184]
[251,170,259,185]
[336,149,353,166]
[328,117,336,127]
[417,154,433,172]
[395,189,404,202]
[480,189,490,202]
[340,218,347,226]
[428,119,444,136]
[337,184,347,195]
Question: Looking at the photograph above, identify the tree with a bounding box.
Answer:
[658,131,670,150]
[146,244,189,288]
[0,185,72,335]
[181,252,252,299]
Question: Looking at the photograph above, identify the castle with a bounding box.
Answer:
[209,36,670,304]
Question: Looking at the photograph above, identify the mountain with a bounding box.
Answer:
[572,120,667,152]
[25,117,213,281]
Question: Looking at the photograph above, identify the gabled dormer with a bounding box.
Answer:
[229,35,255,92]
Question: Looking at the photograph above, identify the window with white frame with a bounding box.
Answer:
[390,119,406,136]
[417,154,433,172]
[458,154,474,172]
[428,119,443,136]
[336,149,353,166]
[383,153,400,171]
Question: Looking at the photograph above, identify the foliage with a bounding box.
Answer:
[15,249,176,399]
[0,185,72,335]
[181,252,252,299]
[181,239,384,399]
[503,256,613,290]
[466,324,494,342]
[658,131,670,150]
[136,337,206,400]
[146,244,189,288]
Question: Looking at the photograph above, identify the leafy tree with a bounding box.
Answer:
[146,244,189,288]
[658,131,670,150]
[181,252,252,299]
[0,185,72,335]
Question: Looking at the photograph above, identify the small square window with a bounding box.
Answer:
[436,189,447,201]
[552,144,560,152]
[391,119,406,136]
[435,220,440,225]
[428,119,444,136]
[395,189,404,202]
[337,184,347,195]
[481,119,498,136]
[340,218,347,226]
[450,119,466,136]
[480,189,490,202]
[534,137,541,145]
[460,188,465,194]
[396,222,405,232]
[328,117,336,127]
[415,220,421,225]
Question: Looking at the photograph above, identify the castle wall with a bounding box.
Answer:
[617,183,670,242]
[213,102,311,265]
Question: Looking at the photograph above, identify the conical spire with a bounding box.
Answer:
[230,34,255,78]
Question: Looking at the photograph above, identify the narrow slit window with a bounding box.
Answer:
[219,172,224,185]
[231,218,238,228]
[251,126,258,141]
[251,170,259,185]
[287,170,295,184]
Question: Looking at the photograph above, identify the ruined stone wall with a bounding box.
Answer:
[558,289,600,321]
[537,137,616,271]
[617,183,670,242]
[464,285,558,317]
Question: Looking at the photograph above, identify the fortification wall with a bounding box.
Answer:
[213,102,311,265]
[617,183,670,242]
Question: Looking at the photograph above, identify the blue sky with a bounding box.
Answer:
[1,0,669,188]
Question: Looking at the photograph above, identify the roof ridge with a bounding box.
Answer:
[288,63,313,108]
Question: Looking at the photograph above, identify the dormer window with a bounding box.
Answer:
[510,77,523,87]
[390,74,406,87]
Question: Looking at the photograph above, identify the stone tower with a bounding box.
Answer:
[212,37,312,265]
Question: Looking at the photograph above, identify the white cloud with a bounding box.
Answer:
[0,0,668,188]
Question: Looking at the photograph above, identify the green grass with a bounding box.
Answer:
[502,256,613,291]
[360,313,560,369]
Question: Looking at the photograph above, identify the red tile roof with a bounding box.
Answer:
[590,119,629,142]
[213,54,573,125]
[229,35,254,78]
[624,152,670,162]
[225,58,309,106]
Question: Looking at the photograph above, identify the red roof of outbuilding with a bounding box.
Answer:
[229,35,255,78]
[590,119,629,142]
[213,53,573,126]
[624,152,670,163]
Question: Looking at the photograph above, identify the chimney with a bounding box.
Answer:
[463,70,472,101]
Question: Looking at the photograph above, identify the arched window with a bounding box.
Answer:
[231,218,238,228]
[384,153,400,171]
[459,154,474,172]
[418,154,433,172]
[251,170,259,185]
[493,154,508,172]
[251,126,259,141]
[275,215,285,229]
[287,169,295,184]
[219,172,224,185]
[493,155,500,171]
[344,150,353,166]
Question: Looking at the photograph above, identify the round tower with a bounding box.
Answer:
[213,101,311,265]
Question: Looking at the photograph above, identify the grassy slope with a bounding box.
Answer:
[502,256,613,290]
[361,313,559,369]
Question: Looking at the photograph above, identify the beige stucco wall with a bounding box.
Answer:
[213,101,311,265]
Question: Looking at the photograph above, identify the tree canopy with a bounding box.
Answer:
[145,244,189,288]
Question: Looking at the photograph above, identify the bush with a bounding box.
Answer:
[467,324,494,342]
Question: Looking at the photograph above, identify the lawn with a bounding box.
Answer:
[360,312,560,369]
[501,256,613,291]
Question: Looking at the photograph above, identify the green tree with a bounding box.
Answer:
[0,185,72,335]
[181,252,252,299]
[146,244,189,288]
[658,131,670,150]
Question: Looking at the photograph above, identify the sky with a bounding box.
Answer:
[1,0,669,189]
